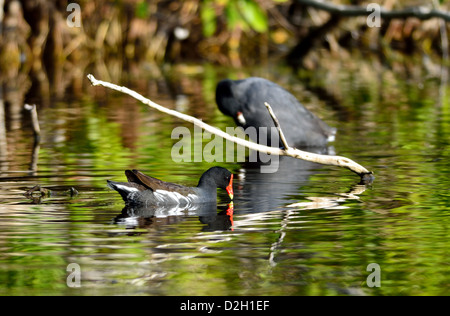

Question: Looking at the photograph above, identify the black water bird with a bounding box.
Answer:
[216,77,336,148]
[107,167,234,207]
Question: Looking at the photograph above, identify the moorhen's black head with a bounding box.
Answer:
[197,167,234,199]
[216,79,246,126]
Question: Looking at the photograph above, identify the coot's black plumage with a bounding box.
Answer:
[216,77,336,148]
[107,167,233,207]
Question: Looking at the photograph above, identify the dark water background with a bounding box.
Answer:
[0,62,448,295]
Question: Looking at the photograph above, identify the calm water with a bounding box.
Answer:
[0,63,449,296]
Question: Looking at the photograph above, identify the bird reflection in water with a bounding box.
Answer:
[113,201,234,232]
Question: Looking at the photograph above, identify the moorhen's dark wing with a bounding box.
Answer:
[126,169,196,196]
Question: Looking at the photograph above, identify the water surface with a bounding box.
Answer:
[0,64,448,295]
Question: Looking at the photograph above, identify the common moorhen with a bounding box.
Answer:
[107,167,233,206]
[216,77,337,148]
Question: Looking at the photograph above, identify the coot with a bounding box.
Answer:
[107,167,233,207]
[216,77,336,148]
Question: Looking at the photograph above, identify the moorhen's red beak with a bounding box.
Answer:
[226,174,234,200]
[226,202,234,230]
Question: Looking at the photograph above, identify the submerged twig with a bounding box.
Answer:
[25,184,79,200]
[24,104,41,174]
[24,104,41,139]
[87,74,373,182]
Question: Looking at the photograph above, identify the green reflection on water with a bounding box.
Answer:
[0,62,449,296]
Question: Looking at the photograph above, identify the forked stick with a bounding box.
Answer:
[264,102,290,151]
[87,74,374,182]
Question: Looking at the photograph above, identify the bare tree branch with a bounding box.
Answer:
[87,74,374,181]
[296,0,450,21]
[264,102,290,151]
